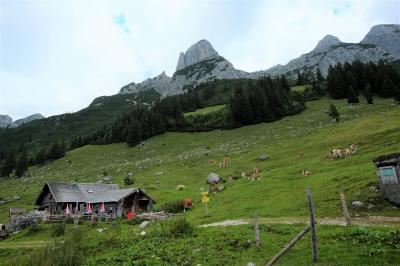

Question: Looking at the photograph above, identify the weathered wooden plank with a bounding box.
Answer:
[265,225,310,266]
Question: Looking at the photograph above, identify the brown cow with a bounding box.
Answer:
[219,162,227,168]
[182,198,193,212]
[207,159,215,164]
[302,170,313,176]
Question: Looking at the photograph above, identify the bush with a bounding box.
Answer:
[124,176,135,185]
[65,217,75,224]
[168,217,193,237]
[162,200,184,213]
[26,223,41,235]
[124,217,147,225]
[51,222,65,237]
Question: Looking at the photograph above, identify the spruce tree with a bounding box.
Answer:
[127,119,142,147]
[35,147,47,165]
[1,150,16,177]
[347,86,359,103]
[15,149,28,177]
[329,104,340,122]
[364,83,374,104]
[316,68,324,83]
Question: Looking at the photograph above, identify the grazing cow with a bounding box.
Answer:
[219,162,227,168]
[207,159,215,164]
[241,171,247,179]
[349,144,358,154]
[223,157,230,164]
[299,151,305,159]
[302,170,313,176]
[253,166,260,175]
[343,148,352,157]
[182,198,193,212]
[176,184,186,190]
[330,149,345,159]
[250,173,263,181]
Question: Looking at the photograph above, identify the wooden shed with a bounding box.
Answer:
[372,153,400,205]
[35,182,155,217]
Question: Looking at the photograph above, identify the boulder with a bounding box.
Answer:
[207,173,220,183]
[351,201,364,209]
[259,154,269,161]
[139,221,150,230]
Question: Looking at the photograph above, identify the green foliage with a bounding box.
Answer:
[329,103,340,122]
[1,150,16,178]
[327,60,400,100]
[124,217,146,225]
[51,222,66,237]
[126,119,142,147]
[167,217,194,237]
[26,223,41,236]
[15,148,28,177]
[162,200,184,213]
[124,175,135,185]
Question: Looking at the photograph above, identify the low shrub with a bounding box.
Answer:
[26,223,41,235]
[162,200,184,213]
[51,222,65,237]
[124,217,147,225]
[168,217,193,237]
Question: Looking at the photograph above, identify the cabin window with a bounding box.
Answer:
[379,166,398,184]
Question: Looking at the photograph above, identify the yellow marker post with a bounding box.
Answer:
[201,192,209,215]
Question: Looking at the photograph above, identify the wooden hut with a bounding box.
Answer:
[372,153,400,205]
[35,182,155,218]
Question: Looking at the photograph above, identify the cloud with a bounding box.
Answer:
[0,0,399,119]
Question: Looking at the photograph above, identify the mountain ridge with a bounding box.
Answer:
[119,24,400,95]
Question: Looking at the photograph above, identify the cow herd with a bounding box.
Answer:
[330,144,358,159]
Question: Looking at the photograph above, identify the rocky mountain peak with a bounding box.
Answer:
[361,24,400,58]
[176,39,219,71]
[313,34,341,52]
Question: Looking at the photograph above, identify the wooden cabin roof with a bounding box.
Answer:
[36,182,154,205]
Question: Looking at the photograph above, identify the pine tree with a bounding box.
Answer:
[364,83,374,104]
[296,72,305,86]
[15,149,28,177]
[47,142,66,160]
[316,68,324,83]
[347,85,359,103]
[329,104,340,122]
[1,150,16,177]
[127,119,142,147]
[35,147,47,165]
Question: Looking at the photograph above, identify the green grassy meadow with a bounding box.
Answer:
[1,97,399,265]
[184,104,227,117]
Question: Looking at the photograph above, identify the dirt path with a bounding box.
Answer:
[199,216,400,228]
[0,240,49,249]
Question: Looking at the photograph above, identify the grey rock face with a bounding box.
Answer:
[0,113,44,128]
[119,71,172,95]
[176,40,220,71]
[0,115,13,128]
[361,24,400,58]
[12,113,44,127]
[313,35,341,52]
[118,24,399,96]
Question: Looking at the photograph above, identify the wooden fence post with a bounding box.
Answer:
[254,212,260,247]
[306,187,318,263]
[339,191,351,226]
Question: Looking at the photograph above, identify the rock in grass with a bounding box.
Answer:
[140,231,146,236]
[351,201,364,209]
[259,154,269,161]
[139,221,150,230]
[247,263,255,266]
[207,173,220,183]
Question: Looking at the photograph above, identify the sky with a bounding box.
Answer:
[0,0,399,120]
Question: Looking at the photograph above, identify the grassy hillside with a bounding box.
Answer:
[1,97,399,224]
[0,89,160,151]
